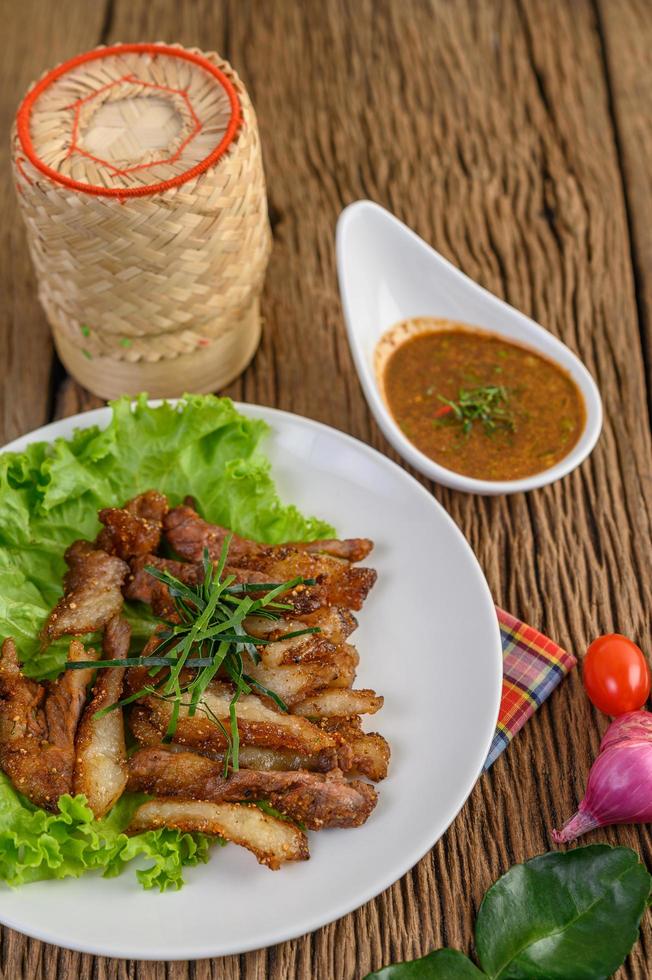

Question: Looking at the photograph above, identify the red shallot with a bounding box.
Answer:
[552,710,652,843]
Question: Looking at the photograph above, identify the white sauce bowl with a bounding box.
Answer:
[336,200,602,495]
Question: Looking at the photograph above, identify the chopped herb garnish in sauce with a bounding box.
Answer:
[66,537,320,775]
[434,384,515,436]
[379,321,586,481]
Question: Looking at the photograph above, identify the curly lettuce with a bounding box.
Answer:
[0,394,333,889]
[0,779,215,890]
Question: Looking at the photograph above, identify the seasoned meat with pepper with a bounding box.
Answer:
[128,746,378,829]
[127,797,309,869]
[126,548,375,619]
[124,554,204,618]
[164,504,373,563]
[42,541,128,642]
[96,491,169,560]
[73,616,130,817]
[0,638,92,810]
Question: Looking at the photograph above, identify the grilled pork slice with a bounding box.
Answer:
[42,541,129,642]
[128,707,341,772]
[127,746,378,829]
[124,555,277,620]
[73,616,130,817]
[292,688,384,717]
[126,548,375,620]
[240,644,357,706]
[245,606,359,647]
[164,504,373,564]
[96,490,168,560]
[125,626,355,710]
[255,633,347,669]
[127,798,309,869]
[0,638,92,810]
[320,716,391,781]
[126,676,336,756]
[295,538,373,562]
[231,549,377,612]
[125,555,313,620]
[124,554,203,618]
[244,613,361,673]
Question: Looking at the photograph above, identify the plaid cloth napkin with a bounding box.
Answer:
[484,607,577,769]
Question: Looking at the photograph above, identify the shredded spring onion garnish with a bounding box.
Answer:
[434,384,515,436]
[66,536,320,774]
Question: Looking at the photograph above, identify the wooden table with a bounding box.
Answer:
[1,1,651,977]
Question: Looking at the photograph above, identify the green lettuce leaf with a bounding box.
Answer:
[0,394,333,890]
[0,773,215,891]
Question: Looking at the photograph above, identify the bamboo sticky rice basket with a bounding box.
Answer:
[11,43,272,398]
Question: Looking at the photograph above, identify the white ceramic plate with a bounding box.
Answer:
[0,404,502,960]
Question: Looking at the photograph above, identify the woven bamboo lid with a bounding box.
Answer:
[13,43,271,398]
[16,43,241,197]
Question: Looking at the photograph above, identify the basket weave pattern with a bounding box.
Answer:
[12,44,272,398]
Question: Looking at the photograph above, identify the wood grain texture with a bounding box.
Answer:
[0,0,105,442]
[1,0,652,977]
[596,0,652,411]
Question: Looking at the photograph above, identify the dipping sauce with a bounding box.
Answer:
[377,318,586,481]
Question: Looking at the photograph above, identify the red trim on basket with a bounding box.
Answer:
[16,43,242,198]
[64,74,203,176]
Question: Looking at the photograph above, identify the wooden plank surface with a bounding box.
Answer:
[597,0,652,403]
[1,0,651,977]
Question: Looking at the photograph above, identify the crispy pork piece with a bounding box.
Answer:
[288,538,373,562]
[297,607,359,642]
[96,491,168,560]
[320,716,391,781]
[241,644,357,706]
[292,688,384,718]
[256,633,344,669]
[125,551,372,620]
[42,541,129,643]
[232,549,377,612]
[245,606,359,647]
[0,638,92,810]
[164,506,259,561]
[232,745,341,773]
[127,746,378,829]
[128,490,169,523]
[266,637,358,673]
[73,616,130,817]
[127,707,341,773]
[127,798,309,869]
[244,641,359,706]
[344,732,390,781]
[125,556,279,620]
[128,679,336,756]
[244,612,360,670]
[124,554,204,618]
[164,504,373,564]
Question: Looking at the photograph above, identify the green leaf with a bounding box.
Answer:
[0,773,213,891]
[475,845,651,980]
[364,949,486,978]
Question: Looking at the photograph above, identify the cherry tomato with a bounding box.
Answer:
[583,634,651,716]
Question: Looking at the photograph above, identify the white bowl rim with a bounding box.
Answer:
[336,199,603,495]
